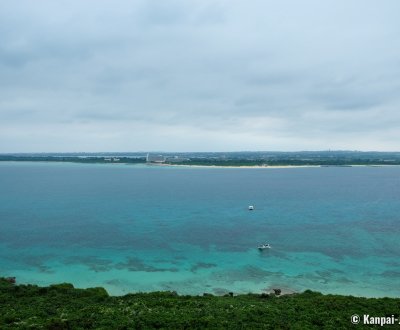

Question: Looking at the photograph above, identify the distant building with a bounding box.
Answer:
[146,153,166,163]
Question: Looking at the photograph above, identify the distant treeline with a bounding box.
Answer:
[165,158,400,166]
[2,153,400,166]
[1,278,399,329]
[0,155,146,164]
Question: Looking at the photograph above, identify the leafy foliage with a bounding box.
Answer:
[1,279,399,329]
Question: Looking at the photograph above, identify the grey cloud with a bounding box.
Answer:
[1,0,400,151]
[312,87,383,112]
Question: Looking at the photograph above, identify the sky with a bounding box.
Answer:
[1,0,400,152]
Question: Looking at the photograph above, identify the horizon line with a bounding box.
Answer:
[2,150,400,154]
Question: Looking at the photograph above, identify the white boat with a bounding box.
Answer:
[258,243,271,250]
[248,205,254,210]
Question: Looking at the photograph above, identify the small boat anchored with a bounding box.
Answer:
[248,205,254,211]
[258,243,271,250]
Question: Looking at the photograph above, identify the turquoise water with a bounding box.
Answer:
[0,162,399,297]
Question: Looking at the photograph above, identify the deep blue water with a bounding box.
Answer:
[0,162,399,296]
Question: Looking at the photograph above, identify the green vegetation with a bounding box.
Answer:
[2,151,400,166]
[0,155,146,164]
[1,278,399,329]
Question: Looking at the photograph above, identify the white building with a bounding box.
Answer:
[146,153,166,163]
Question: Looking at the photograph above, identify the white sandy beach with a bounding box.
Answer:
[151,163,322,169]
[149,163,400,169]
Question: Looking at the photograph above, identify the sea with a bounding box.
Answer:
[0,161,399,297]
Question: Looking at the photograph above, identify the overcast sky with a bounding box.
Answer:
[1,0,400,152]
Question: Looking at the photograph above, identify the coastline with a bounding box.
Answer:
[7,271,396,298]
[2,277,397,298]
[2,160,400,169]
[155,163,321,169]
[150,163,400,169]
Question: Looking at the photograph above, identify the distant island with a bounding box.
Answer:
[2,151,400,167]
